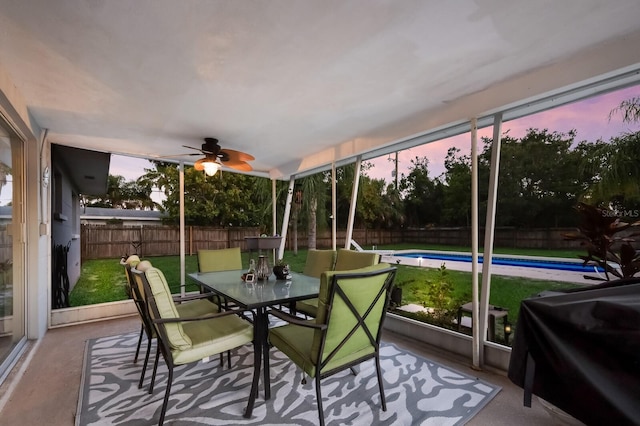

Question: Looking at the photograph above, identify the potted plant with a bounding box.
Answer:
[563,202,640,280]
[273,259,290,280]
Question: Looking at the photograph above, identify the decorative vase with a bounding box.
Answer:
[273,264,290,280]
[256,255,271,280]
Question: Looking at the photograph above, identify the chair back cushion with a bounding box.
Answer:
[125,254,141,265]
[197,247,242,272]
[122,255,141,298]
[142,266,192,349]
[334,249,380,271]
[130,260,152,303]
[311,263,394,373]
[303,249,337,278]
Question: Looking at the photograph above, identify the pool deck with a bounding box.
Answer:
[379,251,600,285]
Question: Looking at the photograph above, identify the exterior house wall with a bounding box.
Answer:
[80,207,165,227]
[50,165,81,293]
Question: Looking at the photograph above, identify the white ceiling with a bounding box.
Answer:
[2,0,640,179]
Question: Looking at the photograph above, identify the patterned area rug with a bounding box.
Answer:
[77,332,500,425]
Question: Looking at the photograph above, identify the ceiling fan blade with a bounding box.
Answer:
[220,149,255,162]
[159,152,201,158]
[226,161,253,171]
[193,158,205,171]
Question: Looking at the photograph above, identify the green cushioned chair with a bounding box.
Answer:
[268,263,397,426]
[132,266,260,426]
[296,250,337,317]
[121,255,143,360]
[197,247,243,314]
[334,248,380,271]
[297,249,380,318]
[197,247,243,272]
[302,249,336,278]
[127,260,221,390]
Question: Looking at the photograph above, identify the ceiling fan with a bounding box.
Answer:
[178,137,255,176]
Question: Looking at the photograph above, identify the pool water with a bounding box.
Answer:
[395,252,604,273]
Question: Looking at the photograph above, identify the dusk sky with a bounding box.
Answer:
[110,85,640,188]
[366,84,640,182]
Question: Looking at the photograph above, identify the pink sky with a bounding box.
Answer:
[367,85,640,181]
[111,85,640,184]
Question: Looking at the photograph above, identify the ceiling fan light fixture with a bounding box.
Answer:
[202,160,221,176]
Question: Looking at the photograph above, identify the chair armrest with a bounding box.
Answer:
[172,292,218,303]
[154,308,256,324]
[269,307,326,330]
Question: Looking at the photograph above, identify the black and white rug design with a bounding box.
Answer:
[77,333,500,425]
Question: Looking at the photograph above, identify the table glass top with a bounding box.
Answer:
[189,270,320,308]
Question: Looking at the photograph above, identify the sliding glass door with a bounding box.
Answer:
[0,119,25,378]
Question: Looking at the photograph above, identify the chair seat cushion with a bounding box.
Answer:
[172,314,253,365]
[269,322,374,378]
[175,299,218,318]
[269,323,316,376]
[295,298,319,317]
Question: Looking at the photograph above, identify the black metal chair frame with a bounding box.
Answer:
[122,260,156,389]
[133,268,261,426]
[269,266,397,426]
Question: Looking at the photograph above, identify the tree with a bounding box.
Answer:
[398,156,443,228]
[481,129,581,227]
[357,176,405,228]
[441,148,473,226]
[299,173,330,250]
[609,96,640,124]
[140,162,265,226]
[586,131,640,211]
[332,162,405,231]
[85,174,157,210]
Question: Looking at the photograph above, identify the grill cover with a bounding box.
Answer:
[507,278,640,426]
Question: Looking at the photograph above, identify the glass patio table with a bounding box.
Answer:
[188,270,320,409]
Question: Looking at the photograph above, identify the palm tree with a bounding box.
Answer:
[297,173,330,250]
[609,96,640,124]
[589,131,640,207]
[593,97,640,208]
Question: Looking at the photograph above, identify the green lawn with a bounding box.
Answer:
[392,264,576,321]
[71,252,306,306]
[70,246,583,345]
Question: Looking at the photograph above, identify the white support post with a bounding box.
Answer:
[271,178,277,264]
[179,162,185,297]
[278,177,295,261]
[331,163,337,251]
[344,156,362,249]
[470,119,480,369]
[479,113,503,365]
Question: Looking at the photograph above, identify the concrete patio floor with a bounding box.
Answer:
[0,315,576,426]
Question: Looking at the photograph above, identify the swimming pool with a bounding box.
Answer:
[394,251,603,273]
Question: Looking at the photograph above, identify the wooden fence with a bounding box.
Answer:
[81,224,583,260]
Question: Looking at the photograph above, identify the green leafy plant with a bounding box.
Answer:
[564,202,640,280]
[423,264,464,326]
